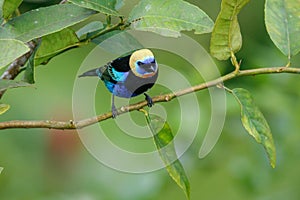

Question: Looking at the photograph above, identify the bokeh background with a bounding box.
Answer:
[1,0,300,199]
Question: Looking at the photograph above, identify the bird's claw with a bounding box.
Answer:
[144,93,153,107]
[111,105,118,118]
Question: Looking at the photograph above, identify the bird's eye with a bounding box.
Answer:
[151,59,156,64]
[137,61,143,65]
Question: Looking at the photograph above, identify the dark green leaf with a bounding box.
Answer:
[145,114,190,199]
[128,0,214,37]
[0,4,96,42]
[76,21,103,39]
[0,39,30,69]
[69,0,121,16]
[0,103,10,115]
[2,0,22,19]
[93,30,143,55]
[231,88,276,168]
[0,79,32,92]
[22,40,40,84]
[265,0,300,59]
[35,28,80,65]
[210,0,249,60]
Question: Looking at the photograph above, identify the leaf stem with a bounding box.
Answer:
[106,15,112,26]
[15,9,21,16]
[138,108,149,116]
[231,51,240,74]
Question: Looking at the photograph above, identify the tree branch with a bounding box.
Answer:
[0,66,299,130]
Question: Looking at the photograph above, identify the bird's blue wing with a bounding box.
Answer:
[80,53,132,82]
[102,54,132,82]
[107,63,129,82]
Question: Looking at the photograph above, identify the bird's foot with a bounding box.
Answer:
[111,105,118,118]
[144,93,153,107]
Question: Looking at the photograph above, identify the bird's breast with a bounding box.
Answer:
[104,71,158,98]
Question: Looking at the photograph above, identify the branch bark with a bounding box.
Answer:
[0,66,299,130]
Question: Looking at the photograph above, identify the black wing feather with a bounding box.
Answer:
[109,54,131,72]
[79,53,132,84]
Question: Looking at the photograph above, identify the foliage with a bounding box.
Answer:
[0,79,31,91]
[265,0,300,60]
[0,0,300,199]
[210,0,249,60]
[35,28,80,65]
[68,0,122,16]
[0,103,9,115]
[128,0,214,37]
[0,4,96,42]
[22,39,40,83]
[144,112,190,199]
[1,0,22,20]
[0,38,29,68]
[230,88,276,168]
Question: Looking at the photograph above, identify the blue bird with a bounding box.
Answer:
[79,49,158,118]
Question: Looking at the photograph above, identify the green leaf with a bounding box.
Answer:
[265,0,300,59]
[128,0,214,37]
[0,79,32,92]
[69,0,121,16]
[75,21,103,39]
[93,30,143,55]
[0,4,96,42]
[115,0,124,10]
[0,103,10,115]
[2,0,22,19]
[22,40,40,84]
[0,167,3,174]
[231,88,276,168]
[35,28,80,65]
[145,114,190,199]
[0,0,3,19]
[0,39,30,69]
[210,0,250,60]
[0,26,10,38]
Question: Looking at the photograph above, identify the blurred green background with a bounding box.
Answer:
[1,0,300,199]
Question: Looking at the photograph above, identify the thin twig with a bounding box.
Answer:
[0,66,299,130]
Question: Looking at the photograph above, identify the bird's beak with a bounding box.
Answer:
[150,65,156,72]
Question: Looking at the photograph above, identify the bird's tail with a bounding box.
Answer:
[78,68,99,78]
